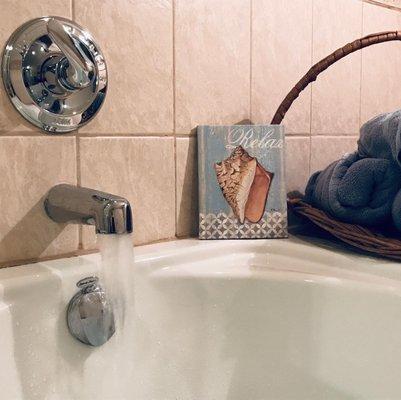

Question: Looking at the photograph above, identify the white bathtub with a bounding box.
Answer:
[2,237,401,400]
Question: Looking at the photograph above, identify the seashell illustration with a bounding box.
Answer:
[214,146,274,224]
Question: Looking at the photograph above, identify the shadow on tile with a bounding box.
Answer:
[177,140,199,238]
[0,196,71,265]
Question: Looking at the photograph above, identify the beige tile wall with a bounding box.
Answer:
[0,0,400,266]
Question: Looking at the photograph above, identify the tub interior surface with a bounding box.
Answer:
[0,237,401,400]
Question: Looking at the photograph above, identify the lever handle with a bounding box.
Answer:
[47,18,93,89]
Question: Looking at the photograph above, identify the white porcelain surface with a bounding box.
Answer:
[2,237,401,399]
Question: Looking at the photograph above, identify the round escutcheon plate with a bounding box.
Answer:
[2,16,107,133]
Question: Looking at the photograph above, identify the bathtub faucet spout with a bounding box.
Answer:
[44,184,133,234]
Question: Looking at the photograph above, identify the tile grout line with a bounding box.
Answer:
[78,132,174,137]
[173,0,177,135]
[0,132,334,139]
[359,1,364,128]
[174,136,178,238]
[0,133,78,138]
[310,135,360,139]
[76,135,81,186]
[289,133,360,138]
[308,0,314,176]
[285,134,313,139]
[72,0,79,258]
[75,134,83,249]
[173,0,178,238]
[0,132,176,137]
[0,236,182,269]
[249,0,253,123]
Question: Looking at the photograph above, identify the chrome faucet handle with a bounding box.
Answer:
[2,17,107,133]
[67,276,115,347]
[47,18,93,89]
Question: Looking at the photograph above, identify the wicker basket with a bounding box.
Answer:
[272,31,401,261]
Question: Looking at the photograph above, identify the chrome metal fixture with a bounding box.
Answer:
[67,276,115,347]
[2,16,107,133]
[44,184,132,346]
[44,184,133,234]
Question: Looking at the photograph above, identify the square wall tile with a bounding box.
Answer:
[310,136,358,173]
[252,0,312,133]
[75,0,174,134]
[79,137,175,248]
[0,137,78,265]
[176,137,198,237]
[285,137,310,194]
[175,0,250,133]
[361,3,401,124]
[311,0,362,135]
[0,1,72,134]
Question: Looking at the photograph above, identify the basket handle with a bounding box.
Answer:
[271,31,401,125]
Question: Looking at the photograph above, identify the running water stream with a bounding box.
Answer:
[97,234,135,335]
[55,234,137,399]
[87,234,138,398]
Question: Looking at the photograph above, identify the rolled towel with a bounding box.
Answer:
[358,109,401,167]
[305,151,401,227]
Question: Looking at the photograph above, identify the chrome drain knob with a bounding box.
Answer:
[67,276,115,347]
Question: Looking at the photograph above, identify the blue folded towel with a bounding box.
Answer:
[305,109,401,231]
[305,151,401,227]
[358,109,401,167]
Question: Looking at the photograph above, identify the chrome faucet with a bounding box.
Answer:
[2,17,107,133]
[44,184,133,346]
[44,184,132,234]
